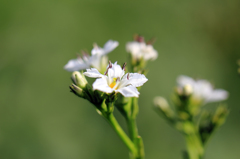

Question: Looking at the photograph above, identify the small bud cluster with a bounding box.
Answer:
[154,75,229,158]
[199,106,229,144]
[126,34,158,73]
[70,70,117,115]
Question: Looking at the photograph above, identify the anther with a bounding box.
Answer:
[105,61,112,75]
[122,62,127,70]
[137,36,144,42]
[133,34,144,42]
[116,77,120,82]
[127,73,130,80]
[108,61,112,68]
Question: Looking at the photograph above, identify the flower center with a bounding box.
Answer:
[109,78,117,89]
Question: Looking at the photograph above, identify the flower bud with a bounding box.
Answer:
[183,84,193,96]
[154,96,175,119]
[212,106,229,126]
[154,96,169,111]
[176,84,193,97]
[69,84,85,98]
[72,71,88,89]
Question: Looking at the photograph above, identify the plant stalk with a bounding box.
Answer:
[126,98,145,159]
[185,131,204,159]
[106,113,137,157]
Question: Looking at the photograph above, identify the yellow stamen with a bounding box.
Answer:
[109,78,117,89]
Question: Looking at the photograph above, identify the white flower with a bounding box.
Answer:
[64,40,119,72]
[64,54,91,72]
[83,61,148,97]
[177,75,228,104]
[126,41,158,61]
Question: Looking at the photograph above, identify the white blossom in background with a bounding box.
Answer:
[64,53,91,72]
[64,40,119,72]
[126,36,158,61]
[177,75,228,104]
[83,61,148,97]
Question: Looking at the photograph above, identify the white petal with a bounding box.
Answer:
[142,45,158,60]
[116,85,140,97]
[91,45,105,56]
[126,42,144,60]
[89,54,101,70]
[103,40,119,55]
[108,61,125,78]
[205,89,229,103]
[177,75,196,87]
[93,78,114,93]
[126,42,141,54]
[83,68,103,78]
[119,73,148,88]
[64,59,89,72]
[195,80,213,99]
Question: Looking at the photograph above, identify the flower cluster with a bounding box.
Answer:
[65,36,154,159]
[154,75,229,159]
[64,35,229,159]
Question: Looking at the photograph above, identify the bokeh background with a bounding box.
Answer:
[1,0,240,159]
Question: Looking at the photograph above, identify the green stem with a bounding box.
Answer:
[185,132,204,159]
[127,119,138,143]
[128,119,144,159]
[126,98,145,159]
[106,113,137,156]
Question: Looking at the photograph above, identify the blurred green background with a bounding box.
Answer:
[1,0,240,159]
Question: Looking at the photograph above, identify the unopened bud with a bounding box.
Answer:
[154,96,175,121]
[154,96,169,111]
[183,84,193,96]
[176,84,193,97]
[212,106,229,126]
[71,71,88,89]
[69,84,85,97]
[96,109,102,116]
